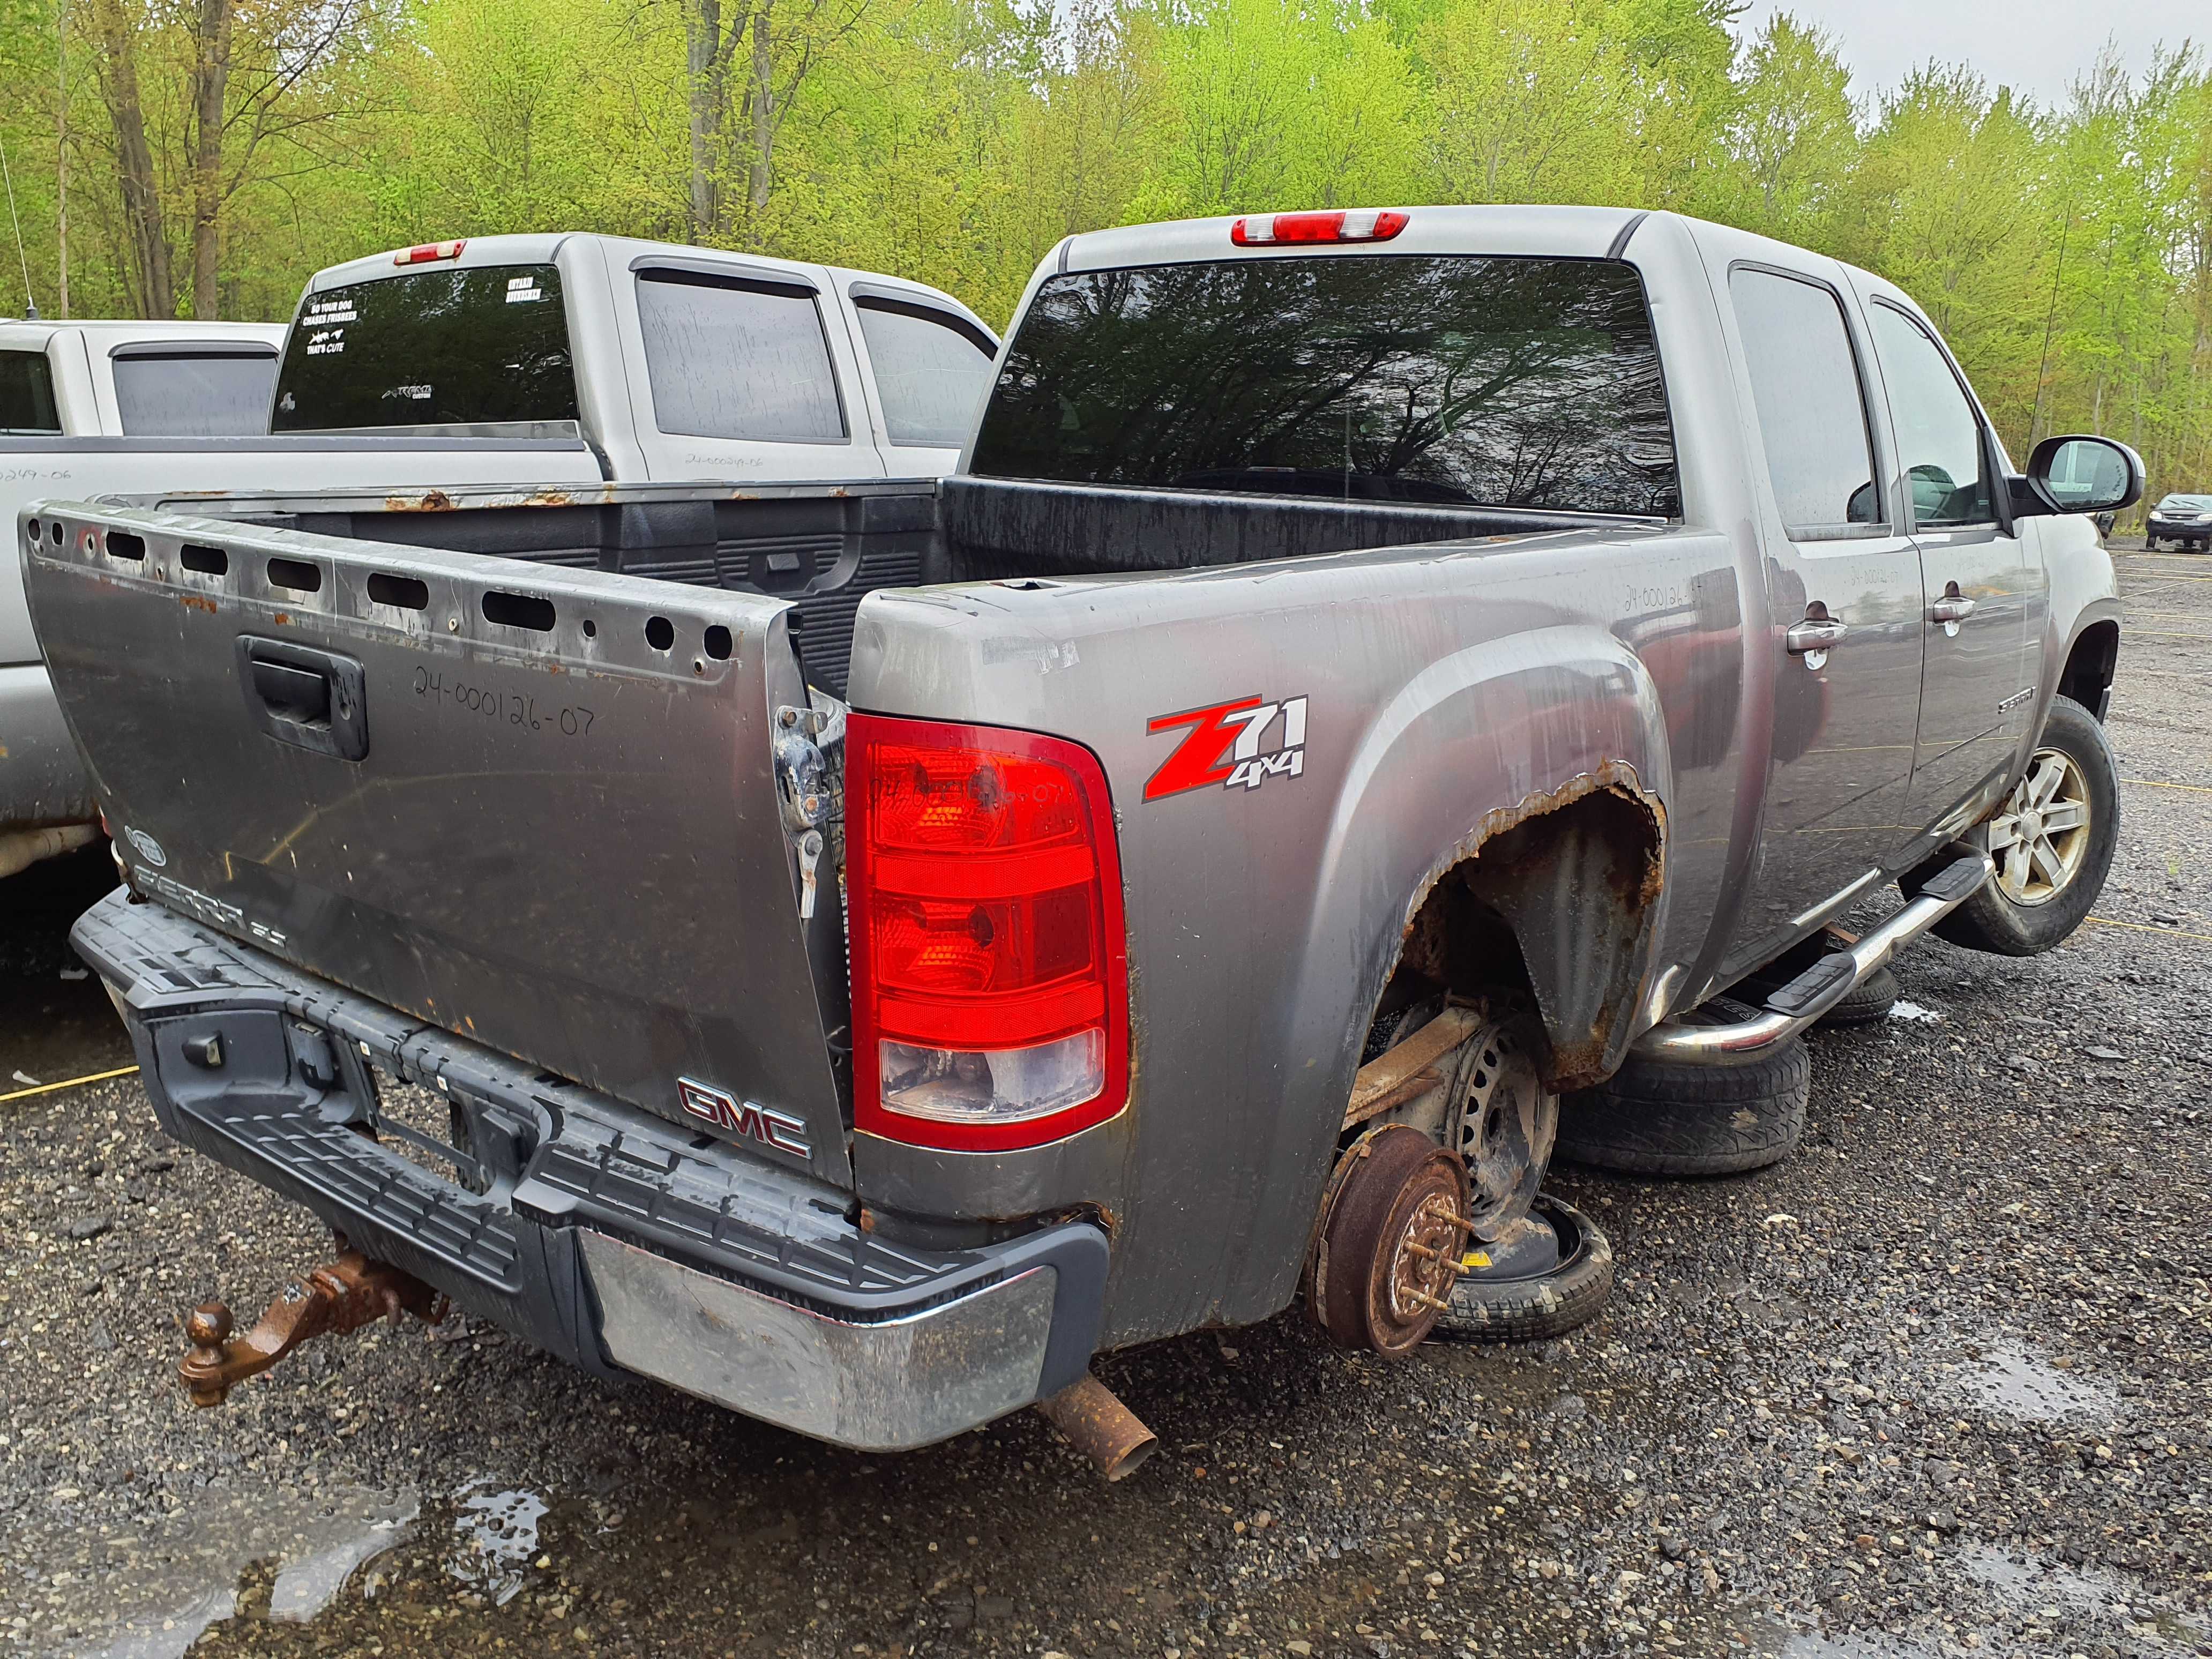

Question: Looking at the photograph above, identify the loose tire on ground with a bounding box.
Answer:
[1430,1194,1614,1344]
[1554,998,1810,1177]
[1903,694,2118,958]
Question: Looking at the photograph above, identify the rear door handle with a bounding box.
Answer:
[235,637,369,761]
[1931,585,1976,634]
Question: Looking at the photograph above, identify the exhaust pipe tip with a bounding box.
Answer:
[1036,1372,1157,1482]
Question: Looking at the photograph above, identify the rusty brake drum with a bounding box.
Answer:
[1304,1123,1473,1357]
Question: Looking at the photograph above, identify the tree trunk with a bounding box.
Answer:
[684,0,727,237]
[90,0,172,318]
[55,0,69,318]
[188,0,232,319]
[747,0,774,213]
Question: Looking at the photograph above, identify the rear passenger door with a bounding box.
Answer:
[1721,263,1927,957]
[618,255,886,484]
[840,285,998,476]
[1862,300,2047,828]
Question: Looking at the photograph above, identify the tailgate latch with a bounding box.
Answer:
[775,707,830,921]
[236,637,370,763]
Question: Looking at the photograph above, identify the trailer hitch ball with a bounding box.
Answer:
[176,1247,441,1408]
[182,1303,237,1408]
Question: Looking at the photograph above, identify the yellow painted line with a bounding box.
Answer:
[2123,778,2212,795]
[2087,915,2212,945]
[0,1064,140,1104]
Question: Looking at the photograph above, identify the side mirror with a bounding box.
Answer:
[2015,434,2144,518]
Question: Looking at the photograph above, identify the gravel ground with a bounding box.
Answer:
[2,547,2209,1659]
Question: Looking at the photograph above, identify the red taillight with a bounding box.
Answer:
[394,239,467,266]
[1231,209,1408,247]
[848,714,1129,1153]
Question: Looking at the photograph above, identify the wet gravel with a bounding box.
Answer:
[3,547,2210,1658]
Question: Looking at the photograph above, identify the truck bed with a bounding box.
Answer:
[144,478,941,701]
[150,475,1635,700]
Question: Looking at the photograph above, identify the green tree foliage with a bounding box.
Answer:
[0,0,2207,493]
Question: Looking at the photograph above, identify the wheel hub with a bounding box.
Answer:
[1443,1014,1559,1241]
[1306,1124,1473,1357]
[1990,746,2091,907]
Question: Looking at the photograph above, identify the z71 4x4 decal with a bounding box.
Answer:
[1145,694,1309,801]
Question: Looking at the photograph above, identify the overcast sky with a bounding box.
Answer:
[1729,0,2206,114]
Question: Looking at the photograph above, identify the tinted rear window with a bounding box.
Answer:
[855,298,995,446]
[113,350,277,436]
[271,264,578,430]
[971,255,1678,515]
[0,348,61,434]
[636,268,846,443]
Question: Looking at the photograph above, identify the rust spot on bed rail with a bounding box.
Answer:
[177,594,217,614]
[384,489,457,513]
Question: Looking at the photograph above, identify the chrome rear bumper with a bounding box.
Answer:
[1632,853,1993,1065]
[581,1232,1065,1451]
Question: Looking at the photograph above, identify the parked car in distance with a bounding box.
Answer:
[0,236,999,878]
[2146,492,2212,551]
[26,205,2138,1467]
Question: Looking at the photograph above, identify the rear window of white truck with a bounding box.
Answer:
[271,264,579,431]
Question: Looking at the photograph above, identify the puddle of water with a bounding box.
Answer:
[52,1486,416,1658]
[1949,1342,2117,1424]
[34,1478,562,1653]
[1963,1544,2208,1647]
[1886,1000,1942,1024]
[445,1482,551,1606]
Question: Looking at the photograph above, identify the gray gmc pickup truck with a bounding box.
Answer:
[22,206,2140,1471]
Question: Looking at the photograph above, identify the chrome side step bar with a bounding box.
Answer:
[1632,853,1994,1066]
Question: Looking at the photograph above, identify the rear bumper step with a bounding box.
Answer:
[1632,853,1993,1065]
[71,887,1107,1451]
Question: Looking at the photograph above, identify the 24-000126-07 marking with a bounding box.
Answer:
[413,664,596,737]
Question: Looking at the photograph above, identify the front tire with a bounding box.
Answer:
[1909,695,2118,956]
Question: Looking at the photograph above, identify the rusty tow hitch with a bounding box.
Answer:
[179,1243,442,1407]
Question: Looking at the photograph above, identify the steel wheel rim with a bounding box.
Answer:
[1989,746,2091,907]
[1447,1019,1558,1241]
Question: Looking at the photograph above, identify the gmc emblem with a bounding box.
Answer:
[677,1077,812,1159]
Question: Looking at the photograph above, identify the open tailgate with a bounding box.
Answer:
[23,503,851,1185]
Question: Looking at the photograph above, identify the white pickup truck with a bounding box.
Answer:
[0,235,999,877]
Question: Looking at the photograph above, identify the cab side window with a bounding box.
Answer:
[1869,305,1993,527]
[635,267,847,444]
[1728,268,1880,535]
[0,348,61,434]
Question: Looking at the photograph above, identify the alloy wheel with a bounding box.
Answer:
[1989,747,2091,907]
